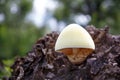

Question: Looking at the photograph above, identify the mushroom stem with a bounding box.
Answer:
[72,48,79,59]
[73,48,79,54]
[67,48,93,64]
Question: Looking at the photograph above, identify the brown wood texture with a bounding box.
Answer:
[9,26,120,80]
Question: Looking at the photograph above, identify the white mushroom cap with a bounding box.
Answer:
[55,24,95,51]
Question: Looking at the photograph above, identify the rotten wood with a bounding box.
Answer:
[9,26,120,80]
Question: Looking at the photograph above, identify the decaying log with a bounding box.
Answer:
[9,26,120,80]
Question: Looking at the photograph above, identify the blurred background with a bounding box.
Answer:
[0,0,120,78]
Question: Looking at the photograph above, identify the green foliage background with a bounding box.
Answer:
[0,0,120,78]
[53,0,120,34]
[0,0,46,78]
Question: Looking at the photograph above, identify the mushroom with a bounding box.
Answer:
[55,24,95,64]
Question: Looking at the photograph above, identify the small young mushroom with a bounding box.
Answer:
[55,24,95,64]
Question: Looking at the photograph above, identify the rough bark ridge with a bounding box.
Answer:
[9,26,120,80]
